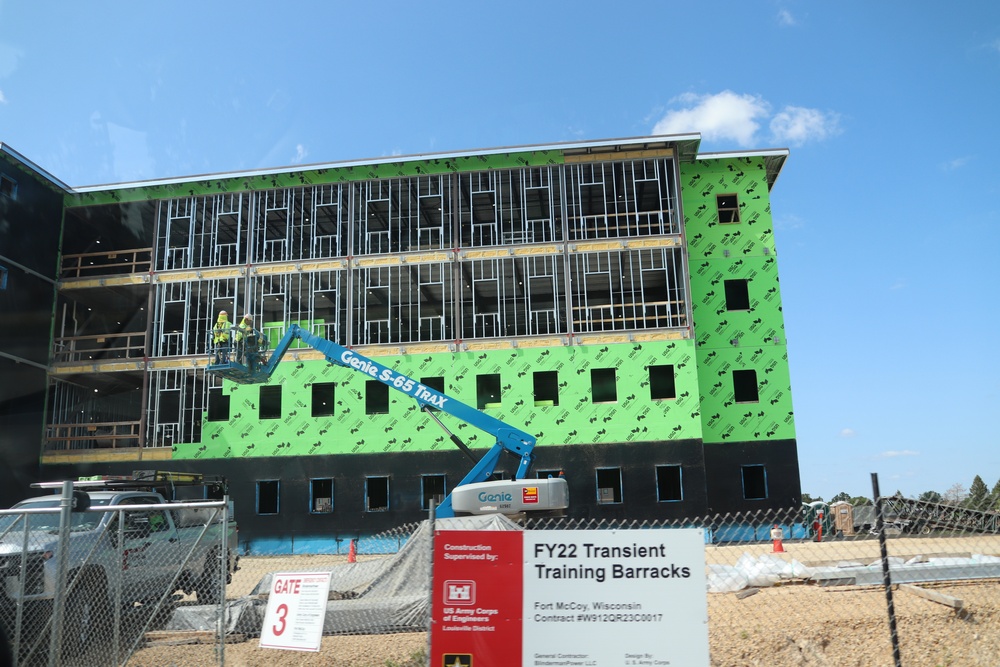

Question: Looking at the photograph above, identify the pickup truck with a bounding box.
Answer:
[0,480,239,658]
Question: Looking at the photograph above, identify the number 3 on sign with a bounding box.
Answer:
[272,603,289,636]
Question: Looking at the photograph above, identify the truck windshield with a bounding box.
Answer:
[0,498,112,534]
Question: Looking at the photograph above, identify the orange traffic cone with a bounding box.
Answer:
[347,539,357,563]
[770,525,785,553]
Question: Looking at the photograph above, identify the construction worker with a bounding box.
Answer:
[212,311,231,363]
[235,314,255,364]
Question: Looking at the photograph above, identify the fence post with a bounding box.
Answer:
[218,497,229,667]
[47,481,74,667]
[872,472,903,667]
[426,500,436,667]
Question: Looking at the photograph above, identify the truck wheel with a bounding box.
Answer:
[62,569,112,659]
[195,549,227,605]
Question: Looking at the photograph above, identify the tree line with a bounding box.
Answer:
[803,475,1000,510]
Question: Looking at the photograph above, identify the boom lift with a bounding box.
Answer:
[206,324,568,518]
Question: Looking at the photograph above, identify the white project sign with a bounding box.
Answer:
[260,571,332,652]
[523,529,709,666]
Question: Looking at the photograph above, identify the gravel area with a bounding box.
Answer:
[126,582,1000,666]
[707,581,1000,667]
[128,632,428,667]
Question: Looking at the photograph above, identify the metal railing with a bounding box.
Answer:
[52,332,146,364]
[43,421,142,451]
[60,249,152,280]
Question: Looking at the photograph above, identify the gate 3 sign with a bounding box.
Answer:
[260,571,332,652]
[431,529,709,667]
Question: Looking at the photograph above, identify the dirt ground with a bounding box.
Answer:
[125,536,1000,666]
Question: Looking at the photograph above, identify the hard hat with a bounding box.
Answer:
[219,310,227,315]
[242,314,252,321]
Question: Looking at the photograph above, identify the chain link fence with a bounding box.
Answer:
[8,489,998,666]
[0,491,233,667]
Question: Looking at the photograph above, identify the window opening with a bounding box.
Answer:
[591,368,618,403]
[655,465,683,502]
[207,388,230,421]
[741,465,767,500]
[536,469,563,479]
[477,373,501,409]
[724,279,750,311]
[206,193,246,267]
[259,385,282,419]
[0,174,16,199]
[421,474,447,510]
[310,184,346,258]
[146,369,194,448]
[421,376,445,393]
[596,467,623,504]
[157,197,196,271]
[420,376,444,411]
[366,380,389,414]
[648,365,676,400]
[312,382,336,417]
[533,371,559,407]
[716,194,740,224]
[0,264,7,290]
[365,476,390,511]
[158,389,181,423]
[310,478,333,513]
[733,369,760,403]
[309,269,344,342]
[257,480,280,514]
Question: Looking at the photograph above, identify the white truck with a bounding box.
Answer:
[0,473,239,658]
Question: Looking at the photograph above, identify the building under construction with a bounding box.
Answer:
[0,134,800,551]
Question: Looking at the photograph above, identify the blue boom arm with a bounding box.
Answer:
[206,324,537,517]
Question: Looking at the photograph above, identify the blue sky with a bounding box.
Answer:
[2,2,998,502]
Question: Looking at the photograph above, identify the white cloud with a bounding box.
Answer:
[0,89,6,104]
[877,450,920,459]
[652,91,769,147]
[652,91,839,148]
[839,428,856,438]
[941,156,972,171]
[777,9,796,26]
[292,144,308,164]
[770,106,840,146]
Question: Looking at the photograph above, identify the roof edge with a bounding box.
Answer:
[69,133,704,193]
[0,142,73,192]
[697,147,789,191]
